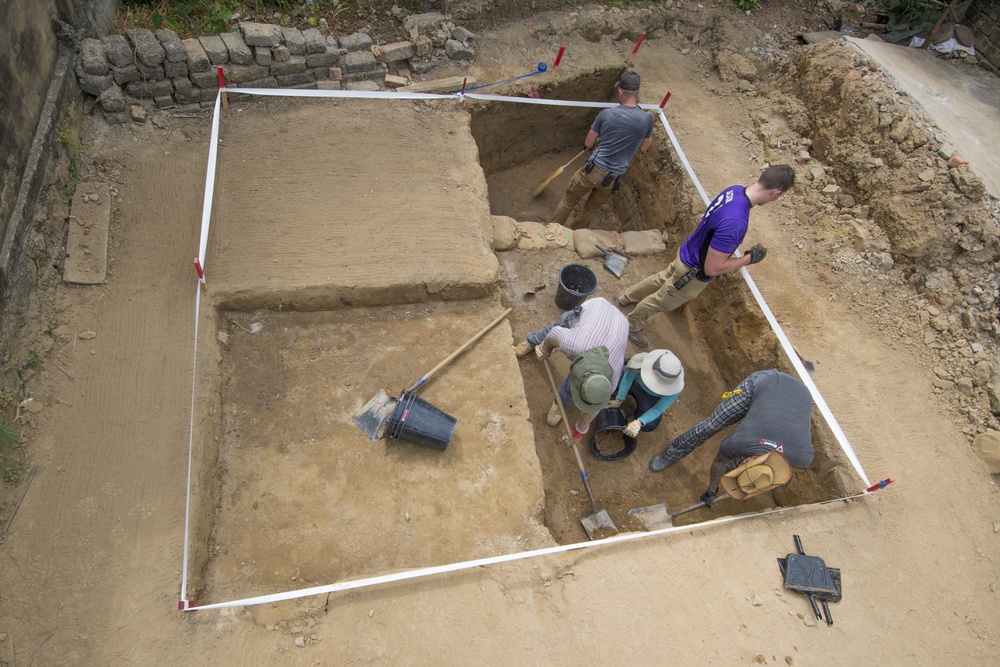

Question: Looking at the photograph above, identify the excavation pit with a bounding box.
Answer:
[189,83,860,603]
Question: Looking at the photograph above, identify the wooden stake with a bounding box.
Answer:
[217,66,229,109]
[924,0,960,51]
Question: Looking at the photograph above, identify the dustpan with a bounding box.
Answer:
[780,535,837,624]
[782,536,836,595]
[594,245,628,278]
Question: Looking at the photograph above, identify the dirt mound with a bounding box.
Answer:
[707,35,1000,437]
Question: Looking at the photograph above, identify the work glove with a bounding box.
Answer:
[608,398,623,408]
[534,344,550,360]
[746,243,767,264]
[699,488,718,508]
[623,419,642,438]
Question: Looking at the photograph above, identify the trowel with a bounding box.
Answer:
[522,282,546,301]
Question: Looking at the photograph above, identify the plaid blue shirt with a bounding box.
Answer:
[658,374,756,466]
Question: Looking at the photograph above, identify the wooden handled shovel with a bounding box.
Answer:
[542,357,617,540]
[532,150,587,197]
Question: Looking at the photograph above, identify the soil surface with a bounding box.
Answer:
[1,2,999,665]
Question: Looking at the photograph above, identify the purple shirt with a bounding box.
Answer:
[678,185,751,280]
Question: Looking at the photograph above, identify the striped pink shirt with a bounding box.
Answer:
[544,297,628,388]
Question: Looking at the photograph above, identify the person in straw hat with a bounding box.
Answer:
[609,349,685,438]
[648,369,814,507]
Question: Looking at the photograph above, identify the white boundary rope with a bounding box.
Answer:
[655,109,870,488]
[180,91,222,606]
[179,86,873,610]
[190,491,870,611]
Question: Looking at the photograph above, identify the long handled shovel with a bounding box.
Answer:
[542,358,617,540]
[532,150,586,197]
[353,307,513,440]
[627,493,731,530]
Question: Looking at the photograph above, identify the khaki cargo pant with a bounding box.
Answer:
[623,255,710,330]
[548,165,614,229]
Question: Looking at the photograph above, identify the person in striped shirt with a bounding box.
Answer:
[515,297,629,437]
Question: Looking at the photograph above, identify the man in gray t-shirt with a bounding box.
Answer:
[549,70,654,229]
[648,369,814,506]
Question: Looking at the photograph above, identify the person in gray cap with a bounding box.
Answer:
[548,70,654,229]
[610,349,684,438]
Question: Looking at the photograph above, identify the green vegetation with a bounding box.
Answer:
[0,414,29,485]
[56,102,84,156]
[118,1,441,38]
[875,0,942,23]
[24,349,43,371]
[733,0,760,10]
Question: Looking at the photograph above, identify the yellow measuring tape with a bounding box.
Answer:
[721,389,743,399]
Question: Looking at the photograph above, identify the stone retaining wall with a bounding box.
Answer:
[968,0,1000,72]
[76,12,478,122]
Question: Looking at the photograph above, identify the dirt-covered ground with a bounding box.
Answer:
[1,1,999,664]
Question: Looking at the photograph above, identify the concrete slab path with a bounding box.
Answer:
[847,36,1000,198]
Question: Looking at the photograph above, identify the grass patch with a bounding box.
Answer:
[57,102,84,157]
[0,415,29,485]
[116,1,441,39]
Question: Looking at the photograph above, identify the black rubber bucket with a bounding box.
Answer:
[589,406,638,461]
[555,263,598,310]
[385,391,457,451]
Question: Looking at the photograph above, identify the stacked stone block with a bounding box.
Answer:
[75,13,478,122]
[968,0,1000,72]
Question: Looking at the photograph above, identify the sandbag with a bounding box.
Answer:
[491,215,520,250]
[622,230,667,256]
[514,221,575,252]
[572,229,623,259]
[572,229,666,259]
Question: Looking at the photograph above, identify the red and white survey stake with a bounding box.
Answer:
[627,32,646,65]
[553,45,566,69]
[659,91,672,109]
[193,258,207,291]
[217,66,229,110]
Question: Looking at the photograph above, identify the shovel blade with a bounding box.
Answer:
[627,503,671,530]
[353,389,396,441]
[581,508,617,540]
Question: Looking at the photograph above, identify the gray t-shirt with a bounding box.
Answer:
[590,105,654,176]
[719,370,814,468]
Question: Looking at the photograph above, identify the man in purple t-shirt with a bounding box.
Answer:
[618,165,795,347]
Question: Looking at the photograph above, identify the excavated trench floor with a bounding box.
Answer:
[192,75,853,602]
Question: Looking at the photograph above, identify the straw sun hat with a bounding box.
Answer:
[721,450,793,499]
